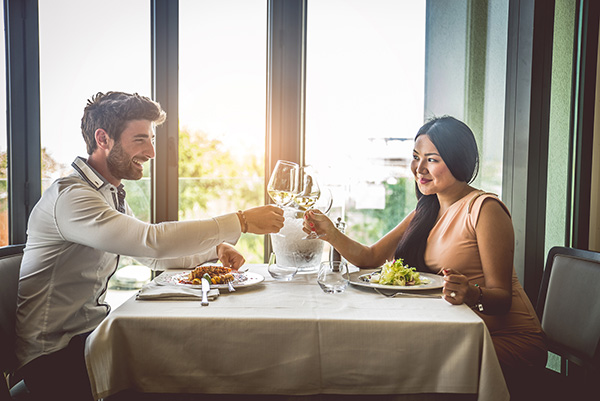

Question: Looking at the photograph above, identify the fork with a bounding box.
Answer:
[227,280,236,292]
[373,288,441,299]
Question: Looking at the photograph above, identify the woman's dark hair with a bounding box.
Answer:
[394,116,479,270]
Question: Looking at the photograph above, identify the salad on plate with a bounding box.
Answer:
[368,258,429,286]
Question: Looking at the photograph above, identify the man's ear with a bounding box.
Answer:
[95,129,111,150]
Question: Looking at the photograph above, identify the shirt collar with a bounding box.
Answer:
[71,156,109,190]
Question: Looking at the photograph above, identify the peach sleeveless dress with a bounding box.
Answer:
[423,191,547,369]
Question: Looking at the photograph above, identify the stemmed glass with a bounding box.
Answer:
[295,167,333,239]
[267,160,300,238]
[267,160,300,208]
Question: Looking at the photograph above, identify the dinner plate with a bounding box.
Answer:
[155,271,265,289]
[349,270,443,291]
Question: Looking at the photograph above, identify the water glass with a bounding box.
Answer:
[267,252,298,281]
[317,261,349,293]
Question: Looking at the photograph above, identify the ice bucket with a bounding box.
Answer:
[270,207,324,273]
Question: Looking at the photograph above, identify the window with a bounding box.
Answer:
[179,0,267,263]
[38,0,152,305]
[305,0,426,245]
[38,0,151,215]
[5,0,592,312]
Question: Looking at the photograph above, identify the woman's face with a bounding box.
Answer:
[411,135,459,196]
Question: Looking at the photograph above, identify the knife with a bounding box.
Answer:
[201,277,210,306]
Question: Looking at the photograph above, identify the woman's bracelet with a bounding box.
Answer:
[472,284,484,312]
[237,210,248,233]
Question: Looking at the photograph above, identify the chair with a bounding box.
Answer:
[535,246,600,400]
[0,244,30,401]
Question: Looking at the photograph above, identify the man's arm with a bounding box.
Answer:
[55,184,241,260]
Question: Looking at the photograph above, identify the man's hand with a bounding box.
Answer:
[241,205,285,234]
[216,243,245,270]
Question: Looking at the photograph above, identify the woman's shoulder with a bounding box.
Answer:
[466,191,506,212]
[466,191,511,226]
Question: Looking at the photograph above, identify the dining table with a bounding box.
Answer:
[84,264,509,401]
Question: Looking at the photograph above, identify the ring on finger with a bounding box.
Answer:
[450,291,456,298]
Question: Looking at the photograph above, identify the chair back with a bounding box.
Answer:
[0,245,25,376]
[536,246,600,370]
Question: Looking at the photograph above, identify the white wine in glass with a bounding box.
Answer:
[268,160,299,239]
[296,167,332,239]
[293,174,320,211]
[267,160,300,207]
[267,189,297,207]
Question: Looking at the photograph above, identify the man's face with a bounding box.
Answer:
[107,119,155,181]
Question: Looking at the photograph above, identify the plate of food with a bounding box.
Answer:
[155,265,264,289]
[349,259,443,291]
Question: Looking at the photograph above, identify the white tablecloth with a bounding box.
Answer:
[85,264,508,401]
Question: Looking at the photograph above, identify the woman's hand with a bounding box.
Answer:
[216,242,245,270]
[302,209,336,241]
[441,268,477,305]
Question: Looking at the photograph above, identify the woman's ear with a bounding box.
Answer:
[95,129,111,150]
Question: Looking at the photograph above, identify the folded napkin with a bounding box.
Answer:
[136,281,220,301]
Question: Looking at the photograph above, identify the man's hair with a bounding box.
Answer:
[80,91,166,154]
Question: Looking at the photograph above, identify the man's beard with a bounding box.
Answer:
[107,141,144,181]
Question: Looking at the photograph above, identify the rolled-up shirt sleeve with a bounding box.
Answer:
[54,183,241,261]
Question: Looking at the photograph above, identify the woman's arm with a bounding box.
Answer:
[443,198,513,314]
[304,209,415,268]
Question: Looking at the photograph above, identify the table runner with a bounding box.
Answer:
[85,264,508,401]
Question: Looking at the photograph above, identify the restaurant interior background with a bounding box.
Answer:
[0,0,598,322]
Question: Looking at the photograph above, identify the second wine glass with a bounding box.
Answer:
[295,167,332,239]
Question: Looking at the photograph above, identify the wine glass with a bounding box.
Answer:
[267,160,300,208]
[295,167,332,239]
[294,170,321,211]
[267,160,300,239]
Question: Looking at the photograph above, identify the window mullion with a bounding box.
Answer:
[5,0,41,244]
[265,0,307,261]
[151,0,179,223]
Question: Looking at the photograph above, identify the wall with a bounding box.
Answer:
[545,0,576,255]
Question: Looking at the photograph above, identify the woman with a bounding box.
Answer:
[304,116,546,394]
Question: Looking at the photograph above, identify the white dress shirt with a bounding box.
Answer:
[15,157,241,369]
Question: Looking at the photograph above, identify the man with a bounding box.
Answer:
[15,91,284,400]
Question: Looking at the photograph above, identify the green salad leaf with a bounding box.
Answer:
[370,259,427,286]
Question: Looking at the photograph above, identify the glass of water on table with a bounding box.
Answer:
[317,261,349,293]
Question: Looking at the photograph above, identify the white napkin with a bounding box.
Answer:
[136,281,220,301]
